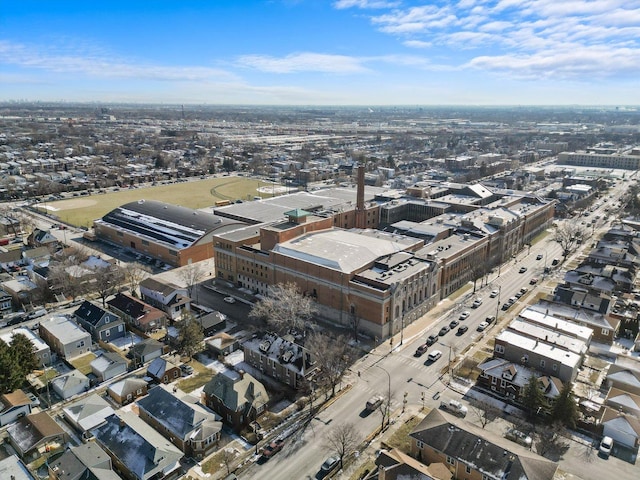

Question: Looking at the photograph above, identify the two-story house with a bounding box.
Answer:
[137,386,222,459]
[107,292,167,333]
[139,277,190,321]
[202,370,269,432]
[74,300,126,343]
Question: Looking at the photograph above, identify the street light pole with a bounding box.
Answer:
[495,285,501,321]
[375,365,391,427]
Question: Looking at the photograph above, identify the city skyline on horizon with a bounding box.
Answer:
[2,1,639,106]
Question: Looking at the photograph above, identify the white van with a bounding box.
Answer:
[27,308,47,320]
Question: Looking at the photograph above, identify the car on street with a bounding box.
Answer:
[518,266,527,273]
[501,303,511,311]
[599,436,613,458]
[457,325,468,335]
[414,344,429,357]
[529,277,538,285]
[536,254,543,260]
[426,334,438,346]
[427,350,442,362]
[223,296,236,304]
[459,311,470,320]
[438,326,450,336]
[505,428,532,447]
[477,321,489,331]
[449,319,459,329]
[485,315,496,324]
[551,258,560,266]
[262,439,285,459]
[471,298,483,308]
[440,399,468,417]
[489,289,500,298]
[320,455,340,476]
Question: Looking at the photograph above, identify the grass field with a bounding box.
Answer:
[34,176,279,228]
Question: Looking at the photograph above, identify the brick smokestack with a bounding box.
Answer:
[355,164,366,229]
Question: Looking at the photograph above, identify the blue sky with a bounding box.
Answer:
[1,0,639,105]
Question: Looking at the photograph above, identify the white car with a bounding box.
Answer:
[471,298,483,308]
[599,436,613,458]
[477,321,489,331]
[489,290,500,298]
[428,350,443,362]
[223,296,236,304]
[459,311,470,320]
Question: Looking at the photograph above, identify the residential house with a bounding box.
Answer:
[205,332,239,357]
[26,229,58,250]
[366,448,452,480]
[91,412,183,480]
[90,351,128,382]
[0,288,13,314]
[48,442,121,480]
[137,386,222,459]
[198,311,226,337]
[0,248,24,272]
[51,370,90,400]
[242,332,317,389]
[62,393,115,434]
[22,246,51,267]
[410,409,558,480]
[477,359,563,405]
[108,292,167,333]
[107,377,148,406]
[605,359,640,396]
[1,327,51,366]
[2,276,36,306]
[6,411,69,462]
[600,408,640,452]
[0,455,36,480]
[147,354,182,384]
[528,301,619,345]
[127,338,165,368]
[202,370,269,432]
[39,315,92,360]
[0,390,32,427]
[606,387,640,418]
[139,277,190,321]
[74,300,126,343]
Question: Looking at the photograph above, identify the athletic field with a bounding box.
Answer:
[34,176,282,228]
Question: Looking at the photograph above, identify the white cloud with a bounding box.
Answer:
[236,52,369,74]
[333,0,399,9]
[0,40,236,82]
[403,40,432,49]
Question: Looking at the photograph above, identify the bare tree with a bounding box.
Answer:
[554,222,586,261]
[92,264,125,307]
[308,333,353,398]
[377,391,394,432]
[469,400,501,429]
[324,422,359,471]
[124,262,150,298]
[534,422,570,460]
[249,282,317,335]
[220,448,237,476]
[178,262,206,303]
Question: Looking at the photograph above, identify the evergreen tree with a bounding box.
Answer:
[10,333,39,379]
[178,313,204,360]
[551,382,579,429]
[522,375,547,422]
[0,339,20,393]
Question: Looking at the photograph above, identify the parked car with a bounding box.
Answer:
[518,266,527,273]
[457,325,469,335]
[180,364,194,375]
[438,326,450,336]
[262,439,285,459]
[414,344,429,357]
[536,254,543,260]
[477,321,489,331]
[459,311,470,320]
[485,315,496,324]
[223,296,236,304]
[449,319,459,329]
[551,258,559,266]
[27,308,47,320]
[366,395,384,411]
[529,277,538,285]
[440,399,467,417]
[426,334,438,346]
[320,455,340,475]
[599,436,613,458]
[427,350,442,362]
[501,303,511,311]
[505,428,532,447]
[489,289,500,298]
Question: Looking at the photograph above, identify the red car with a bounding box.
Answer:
[415,344,429,357]
[262,439,285,459]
